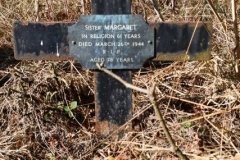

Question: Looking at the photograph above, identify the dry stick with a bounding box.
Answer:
[70,61,94,93]
[165,95,221,112]
[119,141,173,151]
[206,0,226,31]
[34,0,39,22]
[204,116,239,153]
[232,0,239,53]
[231,0,240,75]
[148,86,189,160]
[96,63,189,160]
[80,0,85,14]
[176,105,240,127]
[45,0,53,21]
[96,63,148,94]
[171,0,175,10]
[64,0,69,20]
[185,19,200,59]
[152,0,164,22]
[139,0,147,21]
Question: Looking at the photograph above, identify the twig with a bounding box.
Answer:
[159,82,185,96]
[139,0,147,21]
[204,116,239,153]
[96,63,148,94]
[45,0,53,21]
[64,0,70,20]
[185,19,200,57]
[206,0,226,31]
[171,0,175,10]
[96,63,189,160]
[152,0,164,22]
[231,0,239,53]
[148,85,189,160]
[34,0,39,22]
[165,95,222,111]
[231,0,240,76]
[80,0,85,14]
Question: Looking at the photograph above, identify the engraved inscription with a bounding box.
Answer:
[75,26,145,64]
[69,15,154,69]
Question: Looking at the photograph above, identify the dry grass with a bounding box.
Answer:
[0,0,240,159]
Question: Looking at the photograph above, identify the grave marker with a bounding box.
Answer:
[68,15,154,69]
[13,0,211,136]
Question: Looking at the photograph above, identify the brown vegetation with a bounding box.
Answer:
[0,0,240,159]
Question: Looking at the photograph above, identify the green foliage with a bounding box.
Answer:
[45,91,57,102]
[197,127,206,136]
[44,110,53,120]
[45,153,56,160]
[44,101,78,120]
[180,118,193,128]
[63,101,78,118]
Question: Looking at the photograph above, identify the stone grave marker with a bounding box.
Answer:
[13,0,211,136]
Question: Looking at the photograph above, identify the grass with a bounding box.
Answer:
[0,0,240,159]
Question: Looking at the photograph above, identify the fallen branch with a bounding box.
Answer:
[96,63,189,160]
